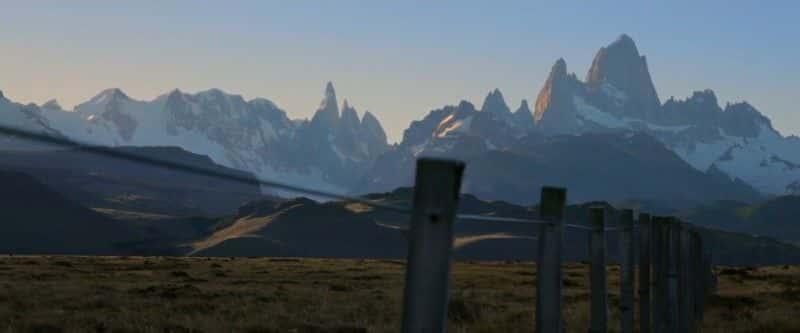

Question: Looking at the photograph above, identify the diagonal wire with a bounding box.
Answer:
[0,124,412,214]
[457,214,550,225]
[0,124,646,227]
[565,223,594,231]
[564,223,624,232]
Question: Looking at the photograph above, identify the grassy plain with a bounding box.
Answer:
[0,256,797,332]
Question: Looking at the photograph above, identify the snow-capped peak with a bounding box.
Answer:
[89,88,130,105]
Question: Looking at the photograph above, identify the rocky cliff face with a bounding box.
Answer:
[534,58,585,134]
[584,34,661,119]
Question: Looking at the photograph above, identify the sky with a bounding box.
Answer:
[1,1,798,142]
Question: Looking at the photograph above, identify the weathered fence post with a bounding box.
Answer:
[687,228,700,333]
[619,209,635,333]
[678,222,692,333]
[401,158,465,333]
[589,207,607,333]
[651,216,666,333]
[666,218,680,332]
[691,230,703,329]
[536,187,566,333]
[638,213,652,333]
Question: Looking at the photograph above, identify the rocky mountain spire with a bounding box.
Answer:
[340,99,360,132]
[535,58,568,121]
[360,111,389,155]
[310,81,340,131]
[534,58,582,134]
[362,111,386,140]
[481,88,511,115]
[513,99,535,130]
[585,34,660,117]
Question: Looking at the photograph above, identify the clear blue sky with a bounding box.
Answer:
[1,1,798,142]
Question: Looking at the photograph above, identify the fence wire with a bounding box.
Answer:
[0,124,412,214]
[0,124,638,231]
[456,214,550,225]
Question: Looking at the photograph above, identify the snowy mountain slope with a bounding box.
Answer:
[0,90,66,150]
[0,83,389,195]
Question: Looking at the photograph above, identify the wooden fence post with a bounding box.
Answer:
[401,158,465,333]
[619,209,635,333]
[666,218,680,332]
[651,216,666,333]
[536,187,566,333]
[689,229,701,333]
[692,230,703,328]
[638,213,652,333]
[589,207,607,333]
[678,223,692,333]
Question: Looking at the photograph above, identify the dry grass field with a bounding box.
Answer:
[0,256,797,332]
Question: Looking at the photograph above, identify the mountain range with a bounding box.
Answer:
[0,82,388,195]
[1,34,799,204]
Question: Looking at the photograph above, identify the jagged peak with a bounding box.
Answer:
[535,58,579,123]
[693,89,716,97]
[341,99,355,112]
[194,88,249,105]
[611,34,637,50]
[42,99,62,110]
[90,88,131,104]
[340,99,360,127]
[0,89,4,100]
[457,100,476,111]
[585,34,661,115]
[317,81,339,113]
[311,81,340,129]
[690,89,718,104]
[587,34,645,84]
[196,88,228,98]
[325,81,336,99]
[249,97,279,110]
[161,88,185,100]
[724,101,757,112]
[361,110,378,123]
[360,110,388,144]
[480,88,511,114]
[515,99,531,114]
[550,58,568,78]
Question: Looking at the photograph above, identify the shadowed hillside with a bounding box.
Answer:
[682,195,800,245]
[189,188,800,266]
[0,147,262,216]
[0,171,135,254]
